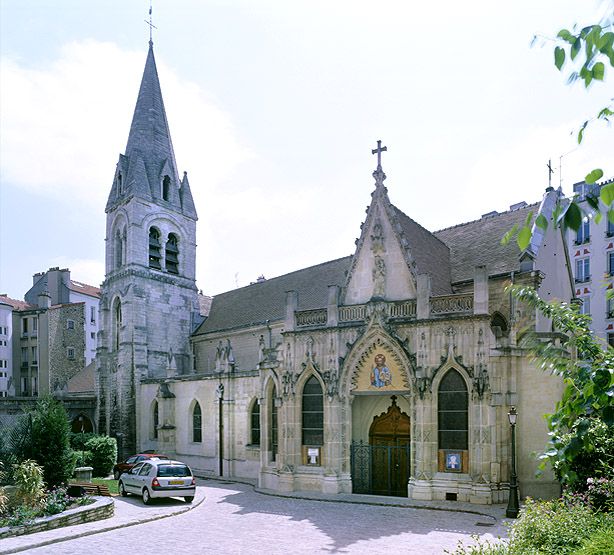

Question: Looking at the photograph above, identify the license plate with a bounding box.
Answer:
[169,480,183,485]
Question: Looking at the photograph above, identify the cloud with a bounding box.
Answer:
[0,40,253,207]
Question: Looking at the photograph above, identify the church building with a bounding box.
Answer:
[97,40,574,505]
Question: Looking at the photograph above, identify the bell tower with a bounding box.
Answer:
[96,40,199,458]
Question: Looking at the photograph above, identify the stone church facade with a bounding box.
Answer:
[97,42,573,504]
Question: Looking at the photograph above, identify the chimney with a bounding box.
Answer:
[38,291,51,309]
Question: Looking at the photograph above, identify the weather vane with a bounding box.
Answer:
[145,1,157,45]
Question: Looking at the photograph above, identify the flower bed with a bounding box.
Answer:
[0,496,113,539]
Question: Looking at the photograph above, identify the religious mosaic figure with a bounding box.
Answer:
[370,353,392,388]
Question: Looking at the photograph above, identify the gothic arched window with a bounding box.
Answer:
[162,175,171,201]
[250,399,260,446]
[165,233,179,275]
[148,227,162,269]
[152,399,159,440]
[438,369,468,450]
[302,375,323,446]
[114,227,125,269]
[192,401,202,443]
[113,298,122,349]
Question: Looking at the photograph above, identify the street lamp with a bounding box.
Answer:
[506,406,520,518]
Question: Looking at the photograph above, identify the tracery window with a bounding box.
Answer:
[149,227,162,269]
[438,369,468,450]
[302,376,323,446]
[192,401,202,443]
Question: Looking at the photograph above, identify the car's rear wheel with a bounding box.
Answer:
[119,481,128,497]
[113,470,120,480]
[184,496,194,504]
[142,487,152,505]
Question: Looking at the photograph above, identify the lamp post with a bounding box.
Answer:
[506,406,520,518]
[216,382,224,477]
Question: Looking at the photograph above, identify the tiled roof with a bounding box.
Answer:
[67,361,95,394]
[69,280,101,298]
[0,295,32,311]
[195,256,351,334]
[391,205,452,295]
[434,202,539,283]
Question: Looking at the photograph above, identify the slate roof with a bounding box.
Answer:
[391,205,452,295]
[434,202,539,283]
[194,256,351,334]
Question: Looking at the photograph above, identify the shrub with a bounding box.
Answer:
[507,497,613,555]
[575,524,614,555]
[84,436,117,477]
[2,505,39,527]
[73,450,93,468]
[12,460,45,509]
[69,432,98,452]
[23,397,75,487]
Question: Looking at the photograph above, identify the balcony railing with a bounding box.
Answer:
[430,294,473,316]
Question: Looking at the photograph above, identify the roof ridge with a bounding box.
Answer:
[434,201,540,234]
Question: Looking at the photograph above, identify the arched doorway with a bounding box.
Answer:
[71,414,94,433]
[351,396,411,497]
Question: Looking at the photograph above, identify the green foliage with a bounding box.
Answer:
[446,536,507,554]
[509,285,614,486]
[12,460,45,509]
[22,396,75,487]
[575,524,614,555]
[0,413,33,484]
[508,497,613,555]
[1,505,39,528]
[84,436,117,477]
[73,449,93,468]
[69,432,98,452]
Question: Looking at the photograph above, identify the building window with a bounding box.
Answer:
[91,306,96,324]
[32,318,37,332]
[438,369,468,450]
[608,252,614,276]
[113,298,122,349]
[192,401,202,443]
[31,375,38,396]
[575,257,591,283]
[21,347,28,367]
[148,227,162,269]
[21,377,28,396]
[21,318,28,335]
[607,217,614,238]
[250,400,260,446]
[153,400,159,440]
[165,233,179,275]
[607,297,614,319]
[67,347,75,360]
[579,296,591,316]
[608,333,614,348]
[302,376,324,446]
[67,319,75,330]
[575,220,590,244]
[91,332,96,340]
[162,175,171,201]
[31,346,37,365]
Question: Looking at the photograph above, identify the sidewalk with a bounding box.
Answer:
[0,479,508,554]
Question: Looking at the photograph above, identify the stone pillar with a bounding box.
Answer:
[417,274,431,320]
[285,290,298,332]
[327,285,339,327]
[473,265,489,315]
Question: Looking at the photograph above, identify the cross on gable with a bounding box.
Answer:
[372,140,387,169]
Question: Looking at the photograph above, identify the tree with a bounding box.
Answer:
[510,285,614,487]
[22,396,75,488]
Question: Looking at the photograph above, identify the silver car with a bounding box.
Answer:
[118,459,196,504]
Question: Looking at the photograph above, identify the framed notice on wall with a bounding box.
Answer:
[302,446,321,466]
[444,450,462,472]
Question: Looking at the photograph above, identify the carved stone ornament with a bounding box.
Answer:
[281,370,297,398]
[473,330,489,399]
[414,375,431,400]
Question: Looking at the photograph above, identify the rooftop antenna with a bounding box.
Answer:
[145,0,157,46]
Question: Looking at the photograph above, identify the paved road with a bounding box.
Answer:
[27,482,506,554]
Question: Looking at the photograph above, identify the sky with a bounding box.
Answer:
[1,0,612,300]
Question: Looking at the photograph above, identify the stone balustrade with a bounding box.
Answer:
[430,294,473,315]
[296,308,328,327]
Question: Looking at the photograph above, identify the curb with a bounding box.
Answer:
[0,493,206,555]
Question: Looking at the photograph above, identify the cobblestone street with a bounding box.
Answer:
[24,481,507,555]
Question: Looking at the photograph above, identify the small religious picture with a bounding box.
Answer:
[370,353,392,388]
[445,451,462,472]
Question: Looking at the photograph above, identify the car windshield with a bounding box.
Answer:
[157,465,191,477]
